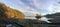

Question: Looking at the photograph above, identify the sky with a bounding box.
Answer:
[0,0,60,23]
[0,0,60,18]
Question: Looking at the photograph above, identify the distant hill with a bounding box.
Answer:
[45,12,60,23]
[45,12,60,18]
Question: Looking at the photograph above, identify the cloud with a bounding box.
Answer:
[47,1,60,14]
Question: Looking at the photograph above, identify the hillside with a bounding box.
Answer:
[0,3,25,19]
[0,2,25,27]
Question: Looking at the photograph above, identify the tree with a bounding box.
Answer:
[35,14,42,19]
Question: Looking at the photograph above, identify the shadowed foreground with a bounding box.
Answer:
[0,19,60,27]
